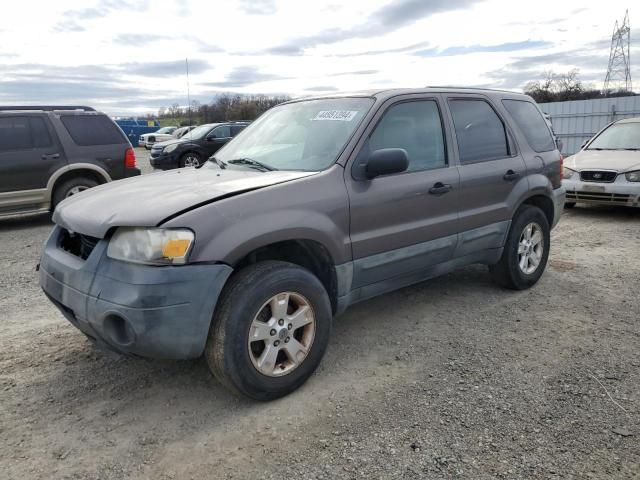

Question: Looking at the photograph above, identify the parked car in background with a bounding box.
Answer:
[40,88,564,400]
[563,117,640,208]
[0,106,139,218]
[172,126,197,139]
[139,126,177,149]
[150,121,249,169]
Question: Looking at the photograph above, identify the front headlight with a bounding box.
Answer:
[107,228,194,265]
[625,170,640,182]
[164,143,179,153]
[563,167,576,179]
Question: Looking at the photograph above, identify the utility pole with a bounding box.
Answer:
[603,10,632,94]
[186,58,192,126]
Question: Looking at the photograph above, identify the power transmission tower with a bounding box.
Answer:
[603,10,632,93]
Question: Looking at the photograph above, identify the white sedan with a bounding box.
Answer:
[139,126,178,149]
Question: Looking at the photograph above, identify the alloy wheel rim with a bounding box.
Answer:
[184,156,200,167]
[247,292,316,377]
[518,222,544,275]
[66,186,88,198]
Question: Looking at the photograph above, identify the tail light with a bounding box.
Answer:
[125,147,136,168]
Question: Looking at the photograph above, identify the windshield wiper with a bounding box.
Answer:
[209,156,226,169]
[226,157,276,171]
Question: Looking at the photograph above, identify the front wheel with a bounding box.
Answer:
[205,261,332,400]
[179,152,201,168]
[489,205,550,290]
[52,177,98,211]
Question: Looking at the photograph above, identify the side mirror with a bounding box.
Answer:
[365,148,409,179]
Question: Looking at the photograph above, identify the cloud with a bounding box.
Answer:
[304,86,340,92]
[112,33,173,45]
[329,70,379,76]
[415,40,552,57]
[124,60,211,77]
[54,0,149,31]
[238,0,277,15]
[205,66,289,88]
[266,0,478,55]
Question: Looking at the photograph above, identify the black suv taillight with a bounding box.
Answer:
[125,147,136,168]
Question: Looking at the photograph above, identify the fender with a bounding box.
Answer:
[46,163,111,201]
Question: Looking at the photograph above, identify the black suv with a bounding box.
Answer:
[0,106,140,218]
[149,121,249,169]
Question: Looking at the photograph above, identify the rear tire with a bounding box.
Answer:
[489,205,550,290]
[52,177,98,211]
[564,202,576,209]
[205,261,332,400]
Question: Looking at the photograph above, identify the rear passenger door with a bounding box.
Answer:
[345,96,460,289]
[444,95,527,255]
[0,115,66,193]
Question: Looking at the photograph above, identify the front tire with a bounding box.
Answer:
[179,152,202,168]
[205,261,332,400]
[489,205,550,290]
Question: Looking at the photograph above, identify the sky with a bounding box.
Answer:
[0,0,637,115]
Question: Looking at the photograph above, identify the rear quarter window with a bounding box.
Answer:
[61,114,126,146]
[502,100,555,152]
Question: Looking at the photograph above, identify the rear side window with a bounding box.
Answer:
[368,100,446,172]
[0,116,52,151]
[61,115,125,146]
[449,99,509,163]
[211,126,231,138]
[502,100,555,152]
[231,125,246,136]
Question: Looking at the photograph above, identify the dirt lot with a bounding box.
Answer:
[1,156,639,479]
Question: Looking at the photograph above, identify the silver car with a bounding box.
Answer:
[563,117,640,208]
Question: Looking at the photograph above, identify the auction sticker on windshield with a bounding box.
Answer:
[313,110,358,121]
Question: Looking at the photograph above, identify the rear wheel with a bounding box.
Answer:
[179,152,202,168]
[52,177,98,210]
[205,261,332,400]
[489,205,550,290]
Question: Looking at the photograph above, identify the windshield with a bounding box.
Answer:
[157,127,176,134]
[207,97,374,172]
[182,124,213,140]
[588,122,640,150]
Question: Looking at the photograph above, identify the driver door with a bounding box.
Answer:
[345,95,460,290]
[204,125,231,156]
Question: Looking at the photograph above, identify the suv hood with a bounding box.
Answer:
[565,149,640,172]
[153,138,181,148]
[54,167,316,238]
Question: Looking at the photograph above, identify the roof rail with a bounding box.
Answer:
[0,105,96,112]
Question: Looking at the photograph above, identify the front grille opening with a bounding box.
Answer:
[59,229,99,260]
[580,170,617,183]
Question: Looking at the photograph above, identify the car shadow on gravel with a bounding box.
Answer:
[563,205,640,220]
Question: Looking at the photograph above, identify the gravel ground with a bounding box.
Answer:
[1,156,639,479]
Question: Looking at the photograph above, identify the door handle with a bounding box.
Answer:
[428,182,453,195]
[41,153,60,160]
[503,170,521,181]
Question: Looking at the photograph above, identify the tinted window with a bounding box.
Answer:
[61,115,125,146]
[211,126,231,138]
[368,100,446,172]
[231,125,246,136]
[503,100,555,152]
[0,117,32,151]
[449,99,509,163]
[30,117,53,148]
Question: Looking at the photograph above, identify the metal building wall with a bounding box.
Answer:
[539,96,640,156]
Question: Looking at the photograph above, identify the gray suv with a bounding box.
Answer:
[39,88,565,400]
[0,106,140,218]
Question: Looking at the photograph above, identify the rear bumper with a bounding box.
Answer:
[563,178,640,207]
[39,226,233,359]
[124,167,141,177]
[551,186,566,228]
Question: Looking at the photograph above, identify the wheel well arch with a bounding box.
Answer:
[234,239,339,314]
[519,194,554,226]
